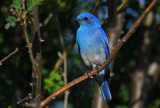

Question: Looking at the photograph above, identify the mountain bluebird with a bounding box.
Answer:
[73,13,112,100]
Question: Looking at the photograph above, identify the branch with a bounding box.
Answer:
[116,0,129,12]
[22,0,35,70]
[0,48,19,66]
[17,1,42,107]
[30,4,42,108]
[53,37,76,72]
[63,52,69,108]
[41,0,158,107]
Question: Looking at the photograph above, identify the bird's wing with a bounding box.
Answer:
[98,27,110,60]
[98,27,111,81]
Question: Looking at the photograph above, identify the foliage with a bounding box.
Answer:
[5,0,44,29]
[5,16,17,29]
[43,69,64,92]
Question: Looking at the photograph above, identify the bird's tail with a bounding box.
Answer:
[100,80,112,100]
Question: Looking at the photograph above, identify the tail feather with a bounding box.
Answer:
[100,80,112,100]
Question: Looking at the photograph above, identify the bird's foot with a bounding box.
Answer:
[86,70,94,79]
[95,65,101,72]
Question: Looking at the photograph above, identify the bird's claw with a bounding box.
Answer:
[87,70,94,78]
[96,65,101,72]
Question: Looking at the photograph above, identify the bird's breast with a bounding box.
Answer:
[76,27,106,66]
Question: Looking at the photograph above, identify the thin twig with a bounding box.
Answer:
[0,41,44,66]
[63,52,68,108]
[0,48,19,66]
[0,44,32,65]
[43,13,53,26]
[53,37,76,72]
[22,0,35,70]
[23,25,35,69]
[117,0,129,12]
[17,96,30,105]
[41,0,158,107]
[22,0,27,24]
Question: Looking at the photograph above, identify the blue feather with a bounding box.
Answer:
[100,80,112,100]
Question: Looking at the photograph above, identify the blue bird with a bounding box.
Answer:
[73,13,112,100]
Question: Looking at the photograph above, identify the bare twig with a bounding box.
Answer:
[53,37,76,72]
[0,48,19,66]
[116,0,129,12]
[43,13,53,26]
[0,41,44,66]
[23,26,35,67]
[17,96,30,105]
[22,0,35,70]
[63,52,69,108]
[41,0,158,107]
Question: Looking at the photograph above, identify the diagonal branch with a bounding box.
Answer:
[0,44,32,65]
[0,48,19,66]
[41,0,158,107]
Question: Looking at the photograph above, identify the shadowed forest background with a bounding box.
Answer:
[0,0,160,108]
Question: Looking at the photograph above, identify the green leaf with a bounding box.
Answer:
[50,70,55,79]
[44,78,54,87]
[13,0,22,10]
[54,73,62,81]
[10,22,16,27]
[10,16,17,22]
[5,23,10,30]
[59,80,64,85]
[5,16,17,23]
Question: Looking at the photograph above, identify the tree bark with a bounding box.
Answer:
[30,5,42,108]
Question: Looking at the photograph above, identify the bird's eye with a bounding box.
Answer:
[84,17,88,20]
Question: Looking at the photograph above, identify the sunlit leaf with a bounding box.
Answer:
[55,73,62,81]
[5,23,10,30]
[10,22,16,27]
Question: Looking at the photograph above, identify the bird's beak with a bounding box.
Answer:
[71,18,83,22]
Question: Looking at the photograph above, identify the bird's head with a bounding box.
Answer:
[73,13,101,28]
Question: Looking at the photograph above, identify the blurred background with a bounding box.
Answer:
[0,0,160,108]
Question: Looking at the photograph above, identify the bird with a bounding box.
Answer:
[73,13,112,100]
